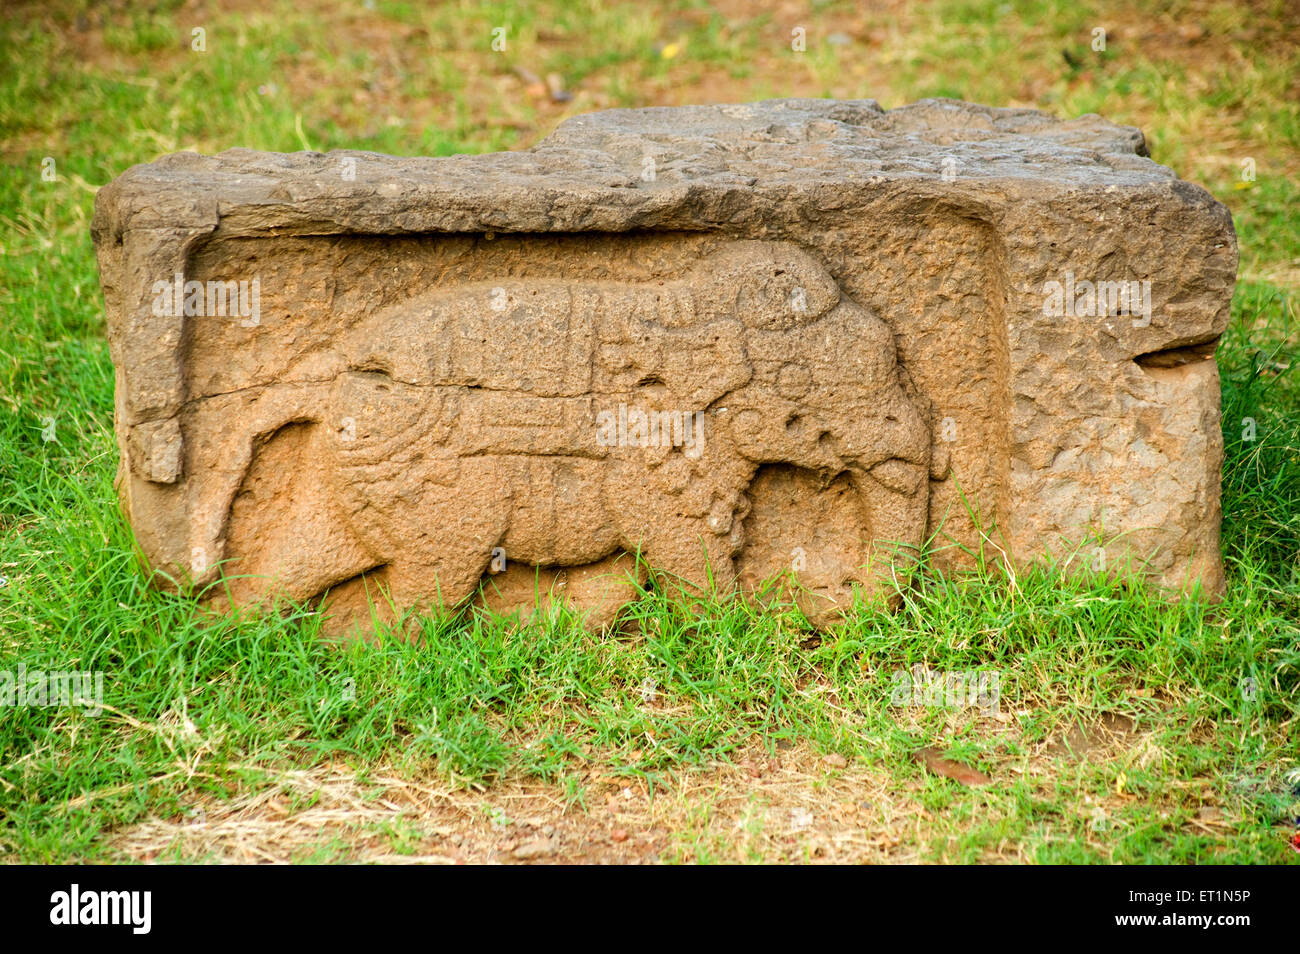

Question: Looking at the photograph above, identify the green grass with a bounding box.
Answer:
[1,0,1297,863]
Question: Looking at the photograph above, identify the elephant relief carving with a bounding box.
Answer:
[196,240,939,634]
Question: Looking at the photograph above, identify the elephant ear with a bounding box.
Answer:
[694,241,840,330]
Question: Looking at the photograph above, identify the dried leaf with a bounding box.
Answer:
[914,747,991,786]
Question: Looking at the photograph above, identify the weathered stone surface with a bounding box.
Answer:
[91,98,1236,634]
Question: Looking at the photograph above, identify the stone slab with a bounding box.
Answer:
[91,98,1237,632]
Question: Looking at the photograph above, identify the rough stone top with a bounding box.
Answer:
[94,98,1205,240]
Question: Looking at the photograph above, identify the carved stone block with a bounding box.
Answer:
[91,99,1237,633]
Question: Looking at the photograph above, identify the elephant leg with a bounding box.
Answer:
[385,553,489,618]
[318,552,488,643]
[850,461,929,597]
[337,456,513,628]
[632,516,739,601]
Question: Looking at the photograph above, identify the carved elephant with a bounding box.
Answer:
[190,241,934,632]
